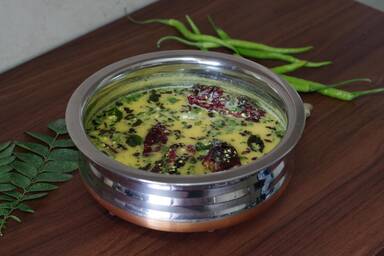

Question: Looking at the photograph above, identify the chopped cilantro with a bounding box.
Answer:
[105,107,123,124]
[195,142,211,151]
[125,92,142,103]
[167,97,180,104]
[247,135,265,152]
[126,134,143,147]
[149,90,161,102]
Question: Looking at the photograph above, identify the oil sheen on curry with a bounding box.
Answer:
[87,85,285,175]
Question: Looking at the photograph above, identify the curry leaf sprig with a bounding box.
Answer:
[129,15,384,101]
[0,119,79,236]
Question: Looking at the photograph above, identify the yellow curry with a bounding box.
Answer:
[87,85,285,175]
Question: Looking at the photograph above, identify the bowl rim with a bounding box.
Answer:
[66,50,305,186]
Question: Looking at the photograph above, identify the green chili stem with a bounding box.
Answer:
[329,78,372,87]
[207,16,312,54]
[185,15,201,34]
[208,16,231,40]
[351,87,384,97]
[128,16,313,54]
[185,15,207,51]
[128,16,240,54]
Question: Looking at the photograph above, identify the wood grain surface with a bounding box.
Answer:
[1,0,384,255]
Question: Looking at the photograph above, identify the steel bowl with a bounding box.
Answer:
[65,50,305,232]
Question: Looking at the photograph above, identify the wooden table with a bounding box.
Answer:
[1,0,384,255]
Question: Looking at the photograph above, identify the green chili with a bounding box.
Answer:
[133,16,329,66]
[228,38,313,54]
[129,16,312,54]
[157,36,330,68]
[157,36,226,50]
[132,15,384,101]
[207,17,330,67]
[282,75,384,100]
[207,16,312,54]
[128,16,240,54]
[237,48,331,67]
[319,87,384,100]
[272,61,307,74]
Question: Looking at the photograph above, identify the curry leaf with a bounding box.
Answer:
[0,156,16,167]
[3,190,23,199]
[28,183,58,192]
[36,173,73,182]
[15,142,49,157]
[0,173,11,183]
[17,203,34,213]
[0,208,9,216]
[15,152,43,169]
[22,193,48,201]
[0,142,11,152]
[0,202,14,209]
[0,118,78,236]
[26,132,54,146]
[11,173,31,189]
[54,139,75,148]
[44,161,78,173]
[9,215,21,223]
[0,184,16,192]
[0,194,14,201]
[48,119,67,135]
[48,149,79,161]
[12,160,37,178]
[0,144,15,158]
[0,165,13,173]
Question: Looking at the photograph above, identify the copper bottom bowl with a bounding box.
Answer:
[66,50,305,232]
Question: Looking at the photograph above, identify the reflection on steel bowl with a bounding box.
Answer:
[65,50,305,232]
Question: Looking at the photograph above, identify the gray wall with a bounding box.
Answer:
[0,0,157,73]
[356,0,384,12]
